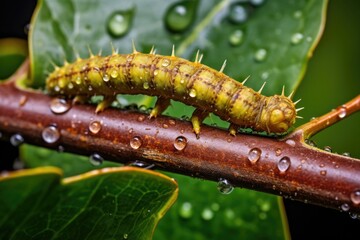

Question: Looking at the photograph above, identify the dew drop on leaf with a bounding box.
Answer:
[164,0,197,33]
[107,9,134,38]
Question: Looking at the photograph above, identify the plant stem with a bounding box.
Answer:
[1,60,360,214]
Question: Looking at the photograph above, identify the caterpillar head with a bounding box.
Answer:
[260,95,296,133]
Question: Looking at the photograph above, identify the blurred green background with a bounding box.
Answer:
[295,0,360,158]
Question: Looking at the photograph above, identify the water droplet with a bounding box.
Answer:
[324,146,332,152]
[349,212,359,220]
[110,70,119,78]
[305,139,317,147]
[143,82,150,89]
[320,170,327,176]
[153,69,159,76]
[75,76,82,85]
[164,0,197,33]
[162,59,171,67]
[248,148,261,163]
[130,136,142,149]
[211,202,220,211]
[229,29,244,46]
[250,0,265,6]
[123,233,128,239]
[293,10,302,19]
[350,190,360,205]
[275,148,282,156]
[217,178,234,194]
[189,88,196,97]
[67,82,74,89]
[107,10,134,38]
[10,134,24,147]
[89,120,102,134]
[89,153,104,166]
[261,71,269,80]
[128,160,154,169]
[19,95,28,106]
[103,74,110,82]
[277,156,291,173]
[338,107,347,118]
[291,33,304,45]
[285,139,296,147]
[342,152,351,157]
[173,136,187,151]
[201,208,214,221]
[50,98,71,114]
[54,85,60,92]
[229,3,249,24]
[341,203,350,212]
[254,48,267,62]
[179,202,193,219]
[42,125,60,144]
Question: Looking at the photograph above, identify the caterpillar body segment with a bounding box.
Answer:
[46,51,297,136]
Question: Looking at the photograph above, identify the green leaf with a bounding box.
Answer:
[0,38,28,80]
[154,173,289,240]
[30,0,327,94]
[0,166,178,240]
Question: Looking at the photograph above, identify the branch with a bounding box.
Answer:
[1,60,360,214]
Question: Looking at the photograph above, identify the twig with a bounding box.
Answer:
[1,60,360,214]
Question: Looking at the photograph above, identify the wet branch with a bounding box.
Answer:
[1,60,360,213]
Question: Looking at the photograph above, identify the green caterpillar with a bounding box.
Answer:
[46,46,300,136]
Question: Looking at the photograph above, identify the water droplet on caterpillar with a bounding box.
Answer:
[254,48,267,62]
[179,202,193,219]
[229,3,249,24]
[89,153,104,166]
[217,178,234,194]
[342,152,351,157]
[248,148,261,163]
[67,82,74,89]
[291,32,304,45]
[42,125,60,144]
[130,136,142,149]
[103,73,110,82]
[164,0,197,33]
[89,120,102,134]
[229,29,244,46]
[277,157,291,173]
[161,58,171,67]
[10,134,24,147]
[189,88,197,97]
[107,9,134,38]
[174,136,187,151]
[350,190,360,205]
[50,98,71,114]
[110,70,118,78]
[143,81,150,89]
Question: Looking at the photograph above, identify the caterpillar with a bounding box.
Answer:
[46,45,301,137]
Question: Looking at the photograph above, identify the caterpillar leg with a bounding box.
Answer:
[228,123,239,136]
[96,96,115,113]
[149,97,171,119]
[191,108,209,138]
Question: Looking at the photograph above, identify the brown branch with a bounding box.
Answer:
[292,95,360,139]
[1,60,360,214]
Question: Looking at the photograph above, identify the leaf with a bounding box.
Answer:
[0,38,28,80]
[154,173,289,240]
[29,0,327,126]
[0,166,178,240]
